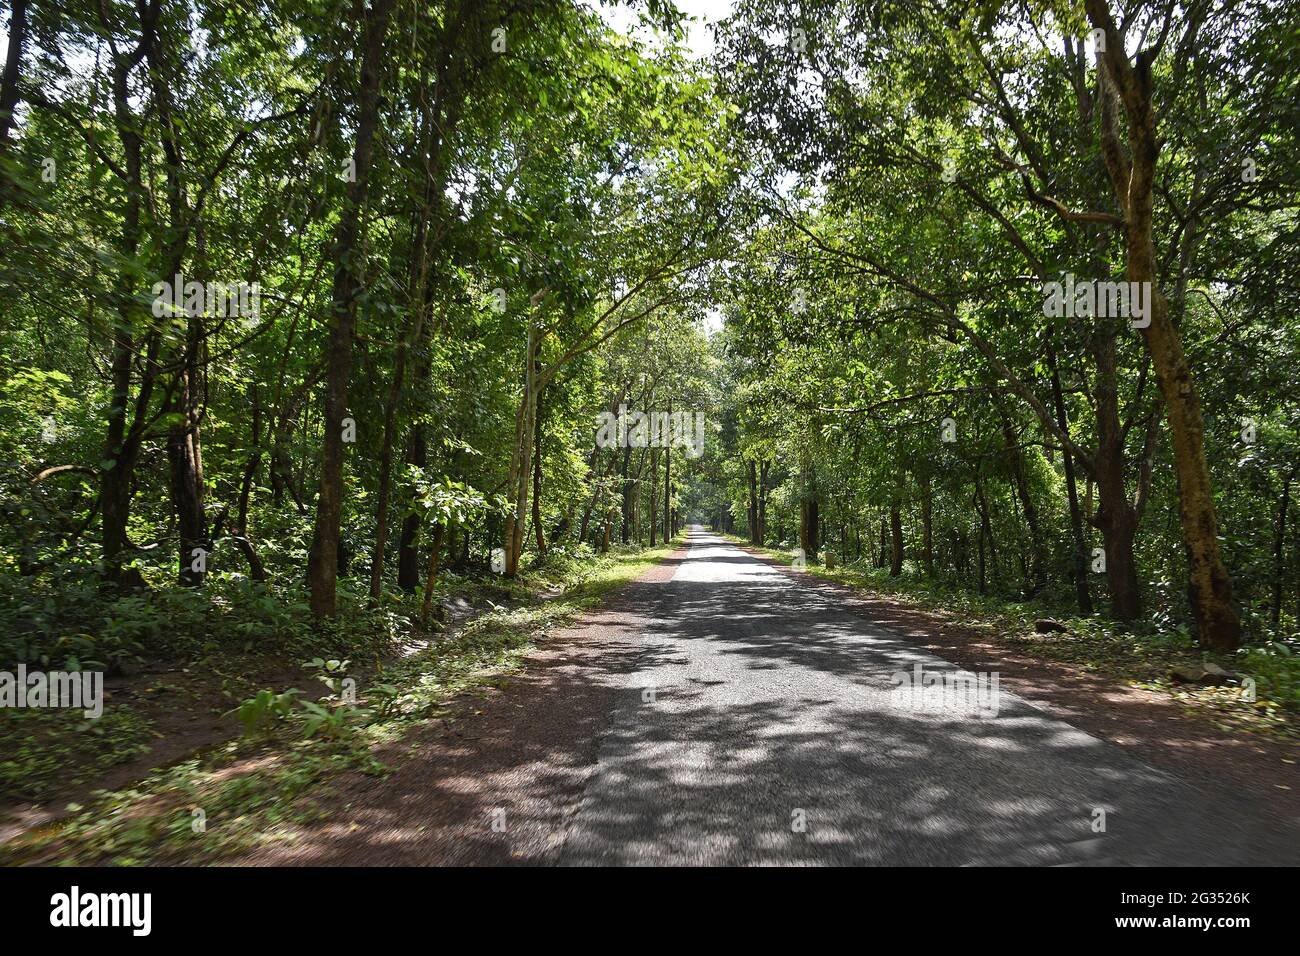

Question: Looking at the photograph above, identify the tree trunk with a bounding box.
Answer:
[1088,0,1240,649]
[1049,347,1093,614]
[800,496,820,560]
[920,474,934,575]
[620,442,632,544]
[167,353,207,587]
[368,85,436,604]
[999,412,1046,594]
[889,497,903,577]
[974,478,991,595]
[307,0,397,619]
[99,2,161,589]
[649,448,658,546]
[393,0,482,590]
[533,389,547,556]
[663,441,671,543]
[397,426,427,591]
[144,16,210,590]
[1092,453,1141,621]
[1271,467,1296,632]
[747,460,759,543]
[229,383,268,582]
[368,314,417,602]
[1089,326,1143,621]
[420,523,446,623]
[1138,285,1239,647]
[0,0,29,151]
[503,322,540,575]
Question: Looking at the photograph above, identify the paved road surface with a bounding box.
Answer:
[248,527,1297,867]
[557,529,1291,865]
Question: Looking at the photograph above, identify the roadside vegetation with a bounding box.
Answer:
[1,540,679,865]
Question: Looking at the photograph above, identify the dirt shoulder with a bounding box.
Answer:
[0,657,321,845]
[234,542,690,866]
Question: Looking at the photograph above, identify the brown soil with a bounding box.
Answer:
[0,657,322,844]
[235,542,693,866]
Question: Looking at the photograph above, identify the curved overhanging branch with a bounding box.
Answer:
[29,464,98,485]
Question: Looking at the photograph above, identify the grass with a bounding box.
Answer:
[0,538,681,866]
[728,535,1298,742]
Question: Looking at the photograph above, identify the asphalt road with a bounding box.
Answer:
[557,529,1294,866]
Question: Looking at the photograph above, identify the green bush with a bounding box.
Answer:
[0,569,408,672]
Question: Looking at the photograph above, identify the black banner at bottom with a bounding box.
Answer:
[0,865,1281,942]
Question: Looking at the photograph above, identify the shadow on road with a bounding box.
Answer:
[242,532,1298,866]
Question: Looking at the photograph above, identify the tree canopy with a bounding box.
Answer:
[1,0,1297,674]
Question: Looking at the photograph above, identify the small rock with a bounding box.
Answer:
[1033,619,1069,634]
[1169,662,1236,686]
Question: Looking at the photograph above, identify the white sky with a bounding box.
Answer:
[584,0,736,59]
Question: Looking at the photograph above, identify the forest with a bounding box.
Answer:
[0,0,1296,869]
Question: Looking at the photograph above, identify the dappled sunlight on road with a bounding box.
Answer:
[556,530,1286,866]
[240,530,1296,868]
